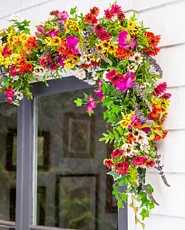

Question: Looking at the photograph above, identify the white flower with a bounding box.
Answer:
[122,143,138,157]
[73,69,86,80]
[127,63,137,72]
[33,66,45,76]
[10,14,24,23]
[140,143,150,153]
[15,91,23,100]
[92,71,99,80]
[130,52,143,64]
[84,79,96,85]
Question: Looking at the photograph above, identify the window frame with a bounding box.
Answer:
[0,77,128,230]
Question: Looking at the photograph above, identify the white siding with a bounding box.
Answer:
[129,0,185,230]
[0,0,183,229]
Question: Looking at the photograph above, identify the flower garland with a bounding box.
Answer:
[0,4,171,228]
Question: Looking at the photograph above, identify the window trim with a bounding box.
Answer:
[0,77,128,230]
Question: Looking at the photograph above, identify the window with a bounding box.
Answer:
[0,77,127,230]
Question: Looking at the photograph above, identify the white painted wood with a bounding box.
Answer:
[134,215,185,230]
[65,0,91,14]
[0,0,22,19]
[164,87,185,130]
[21,0,53,9]
[134,0,180,11]
[137,1,185,46]
[156,44,185,88]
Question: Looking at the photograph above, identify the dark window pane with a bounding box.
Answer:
[0,103,17,221]
[36,88,118,230]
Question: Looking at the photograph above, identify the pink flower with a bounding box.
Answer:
[5,97,13,104]
[153,82,167,96]
[110,4,122,14]
[118,30,137,50]
[4,88,14,98]
[115,72,135,92]
[95,24,104,35]
[117,12,125,22]
[104,9,113,20]
[99,30,110,41]
[10,64,17,77]
[111,148,123,158]
[56,11,69,23]
[103,159,114,168]
[115,161,129,175]
[132,156,148,166]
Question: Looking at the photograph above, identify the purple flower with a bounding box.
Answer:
[118,30,137,50]
[115,72,135,92]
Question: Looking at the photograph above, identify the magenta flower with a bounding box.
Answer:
[99,30,110,41]
[5,97,13,104]
[110,4,122,14]
[104,9,113,20]
[66,35,79,54]
[48,29,58,37]
[4,88,14,98]
[153,82,167,96]
[118,30,137,50]
[115,72,135,92]
[36,25,45,35]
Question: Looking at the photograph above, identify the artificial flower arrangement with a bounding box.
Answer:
[0,3,171,228]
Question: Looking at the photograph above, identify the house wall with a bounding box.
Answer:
[0,0,184,229]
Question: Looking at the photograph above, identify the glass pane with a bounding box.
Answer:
[36,88,118,230]
[0,103,17,221]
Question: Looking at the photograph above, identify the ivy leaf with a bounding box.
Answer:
[70,6,77,15]
[140,208,150,220]
[120,192,128,203]
[146,184,154,193]
[74,98,83,107]
[117,199,123,209]
[107,170,120,180]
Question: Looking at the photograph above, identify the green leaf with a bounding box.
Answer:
[74,98,83,107]
[107,170,120,180]
[146,184,154,193]
[120,192,128,203]
[153,129,163,137]
[117,199,123,209]
[70,6,78,15]
[140,208,150,220]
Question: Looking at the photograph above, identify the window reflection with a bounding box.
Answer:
[0,103,17,222]
[37,88,118,229]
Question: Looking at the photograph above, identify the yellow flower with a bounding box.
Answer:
[7,35,14,44]
[108,43,117,55]
[96,43,106,53]
[64,56,79,69]
[152,98,170,114]
[20,33,29,43]
[45,37,52,46]
[127,21,140,36]
[120,112,134,128]
[65,19,81,33]
[11,53,22,64]
[51,36,61,46]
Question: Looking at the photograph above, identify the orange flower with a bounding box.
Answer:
[115,47,133,59]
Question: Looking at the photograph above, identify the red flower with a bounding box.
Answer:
[105,70,123,84]
[149,106,161,119]
[161,93,171,100]
[143,46,160,56]
[111,148,123,158]
[95,24,104,35]
[84,13,97,24]
[117,12,125,22]
[127,132,136,143]
[115,161,129,175]
[132,156,148,166]
[145,32,161,47]
[103,159,114,168]
[104,9,113,20]
[145,160,155,167]
[115,47,133,59]
[153,82,167,96]
[90,6,99,17]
